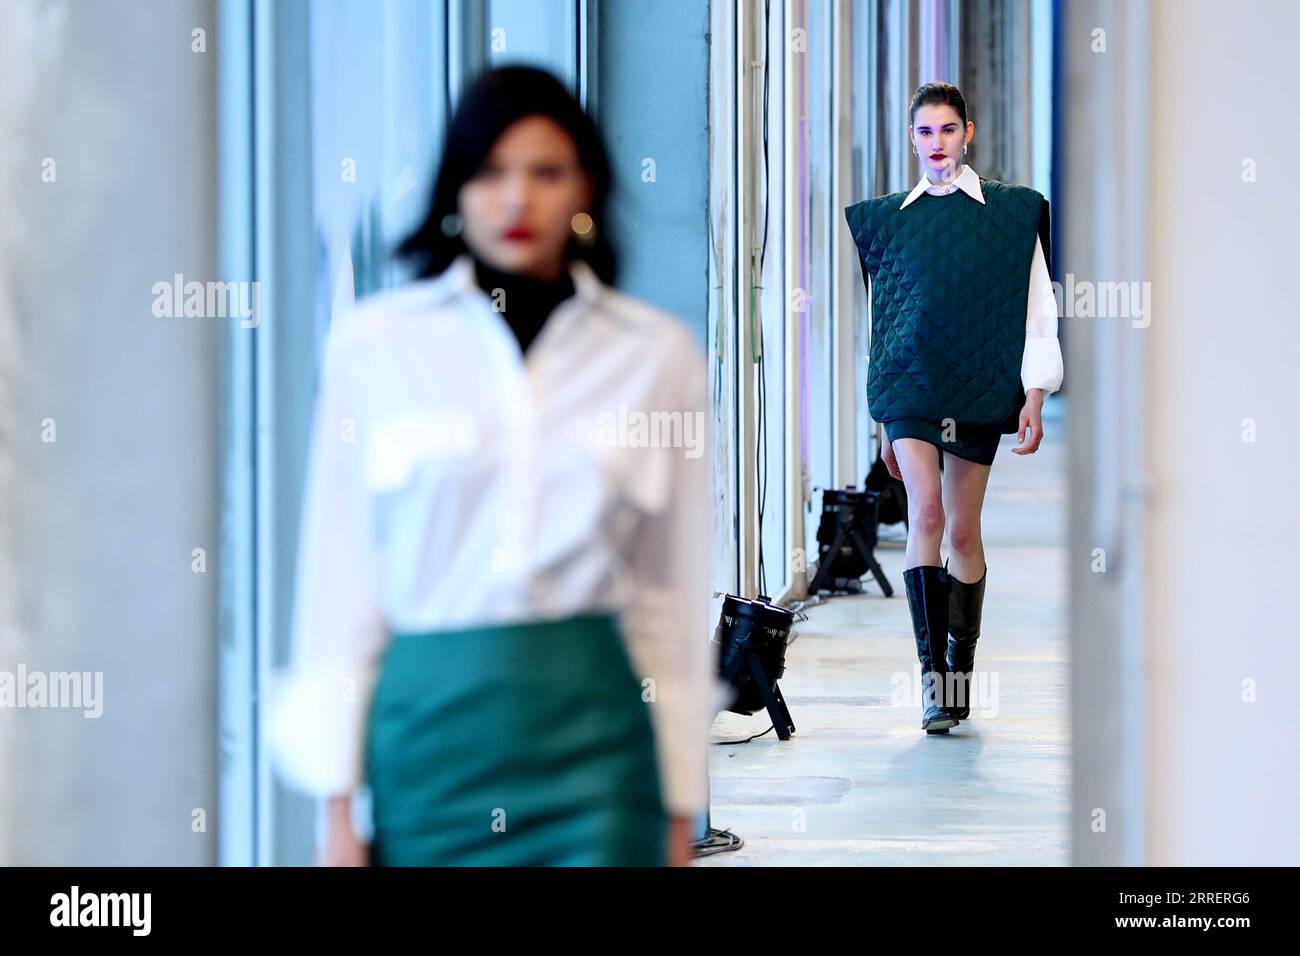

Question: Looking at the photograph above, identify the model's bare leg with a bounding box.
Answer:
[940,451,993,583]
[891,438,944,569]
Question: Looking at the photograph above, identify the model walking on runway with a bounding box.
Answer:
[270,67,713,865]
[844,82,1063,733]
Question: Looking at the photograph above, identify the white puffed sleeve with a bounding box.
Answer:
[266,313,389,798]
[1021,235,1064,394]
[617,326,715,818]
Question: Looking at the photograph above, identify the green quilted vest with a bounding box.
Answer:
[844,179,1047,433]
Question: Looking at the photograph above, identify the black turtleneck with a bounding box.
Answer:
[471,254,576,356]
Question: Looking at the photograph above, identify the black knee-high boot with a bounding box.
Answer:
[903,564,958,733]
[945,557,987,720]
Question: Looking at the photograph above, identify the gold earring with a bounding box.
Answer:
[571,212,596,247]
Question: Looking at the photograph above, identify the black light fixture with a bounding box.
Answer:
[712,594,797,739]
[695,595,800,859]
[808,485,894,597]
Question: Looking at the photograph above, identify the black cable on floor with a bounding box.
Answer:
[711,724,776,746]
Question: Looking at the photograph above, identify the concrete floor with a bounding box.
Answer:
[699,406,1069,866]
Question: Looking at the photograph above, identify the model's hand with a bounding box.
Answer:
[317,794,369,866]
[319,826,369,867]
[666,815,695,867]
[1011,391,1046,455]
[882,438,903,480]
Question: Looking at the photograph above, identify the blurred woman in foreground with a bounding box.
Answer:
[270,66,713,866]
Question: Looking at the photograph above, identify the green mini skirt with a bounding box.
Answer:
[365,612,666,866]
[884,418,1002,466]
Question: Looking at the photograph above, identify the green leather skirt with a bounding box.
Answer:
[365,612,666,866]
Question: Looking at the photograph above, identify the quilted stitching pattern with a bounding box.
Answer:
[845,180,1042,429]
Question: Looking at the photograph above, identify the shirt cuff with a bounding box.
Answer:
[645,680,713,816]
[1021,337,1064,394]
[267,661,378,798]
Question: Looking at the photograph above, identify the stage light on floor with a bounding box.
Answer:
[808,485,894,597]
[697,595,802,860]
[712,594,797,739]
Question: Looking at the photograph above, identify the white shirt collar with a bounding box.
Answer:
[899,164,985,209]
[435,252,605,310]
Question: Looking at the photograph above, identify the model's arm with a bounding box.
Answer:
[618,328,715,863]
[268,316,388,861]
[1012,236,1063,455]
[1021,235,1064,401]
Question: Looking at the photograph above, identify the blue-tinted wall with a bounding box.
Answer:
[597,0,711,343]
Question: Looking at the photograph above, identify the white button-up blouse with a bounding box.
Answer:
[880,164,1064,396]
[267,253,716,817]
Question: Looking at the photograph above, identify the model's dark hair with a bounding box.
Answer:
[396,65,618,284]
[909,81,969,127]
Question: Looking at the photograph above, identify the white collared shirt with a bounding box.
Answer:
[885,164,1063,395]
[267,253,716,817]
